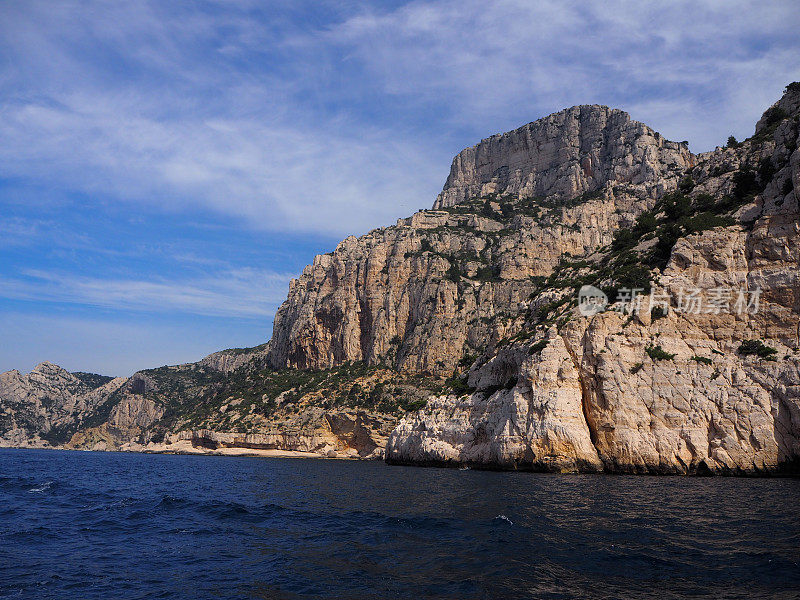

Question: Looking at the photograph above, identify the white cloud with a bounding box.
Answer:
[326,0,800,150]
[0,217,44,246]
[1,0,799,231]
[0,92,444,236]
[0,268,293,319]
[0,1,446,237]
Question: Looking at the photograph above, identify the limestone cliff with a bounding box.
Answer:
[433,104,691,209]
[267,84,800,473]
[386,85,800,473]
[2,84,799,473]
[0,353,427,457]
[266,106,692,375]
[0,362,126,447]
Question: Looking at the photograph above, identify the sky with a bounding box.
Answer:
[1,0,799,376]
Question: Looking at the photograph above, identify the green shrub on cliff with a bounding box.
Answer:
[529,339,549,354]
[651,306,667,321]
[445,372,475,396]
[445,261,461,282]
[738,340,778,360]
[646,345,675,361]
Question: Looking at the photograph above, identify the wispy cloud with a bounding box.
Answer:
[1,0,798,240]
[0,94,444,235]
[0,1,445,236]
[0,217,44,247]
[325,0,800,151]
[0,268,292,319]
[2,0,799,375]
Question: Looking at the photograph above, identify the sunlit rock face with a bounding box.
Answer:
[433,104,692,209]
[3,86,800,473]
[0,362,127,448]
[266,105,692,376]
[385,87,800,473]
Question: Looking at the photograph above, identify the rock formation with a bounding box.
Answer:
[0,354,421,457]
[386,85,800,473]
[2,83,799,473]
[266,106,692,375]
[181,407,394,460]
[432,105,691,209]
[0,362,126,447]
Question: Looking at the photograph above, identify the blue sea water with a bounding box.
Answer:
[1,449,799,600]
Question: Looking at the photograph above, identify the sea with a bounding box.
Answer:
[1,448,798,600]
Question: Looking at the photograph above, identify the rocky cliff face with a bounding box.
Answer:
[433,104,692,209]
[267,84,800,474]
[386,85,800,473]
[181,407,395,460]
[0,352,424,457]
[266,106,692,375]
[0,362,126,447]
[2,84,799,474]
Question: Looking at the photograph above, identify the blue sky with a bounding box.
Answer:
[1,0,799,376]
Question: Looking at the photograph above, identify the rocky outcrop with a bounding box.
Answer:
[183,408,394,459]
[266,106,693,375]
[565,311,798,474]
[0,362,126,447]
[0,347,410,457]
[0,343,271,450]
[386,84,800,474]
[386,333,603,472]
[388,298,800,474]
[107,394,164,436]
[433,105,692,209]
[199,345,268,374]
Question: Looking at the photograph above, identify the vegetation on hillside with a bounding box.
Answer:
[138,359,445,435]
[738,340,778,360]
[72,372,115,390]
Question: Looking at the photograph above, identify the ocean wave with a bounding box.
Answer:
[494,514,514,525]
[28,480,54,493]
